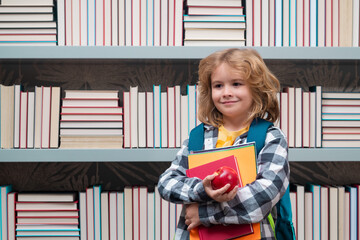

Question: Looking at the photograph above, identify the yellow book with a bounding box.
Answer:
[188,142,261,240]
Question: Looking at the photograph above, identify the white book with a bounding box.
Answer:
[153,85,161,148]
[19,91,28,149]
[87,0,95,46]
[302,92,310,148]
[14,85,21,148]
[269,0,275,46]
[296,0,304,46]
[146,92,154,147]
[123,92,130,148]
[346,186,357,240]
[295,87,302,148]
[175,86,181,147]
[304,192,313,240]
[1,185,12,240]
[93,186,102,240]
[116,192,124,240]
[86,187,94,240]
[261,0,269,46]
[187,85,196,135]
[161,92,168,148]
[160,197,169,240]
[34,86,42,148]
[253,0,261,46]
[329,186,338,240]
[154,187,161,240]
[160,0,168,46]
[284,87,295,147]
[65,0,72,45]
[72,0,80,46]
[80,0,87,46]
[1,0,54,5]
[167,87,175,148]
[57,0,65,46]
[309,86,322,147]
[1,85,14,149]
[132,0,140,46]
[187,0,243,6]
[325,0,332,47]
[309,0,317,46]
[111,0,118,45]
[104,0,111,46]
[140,0,147,46]
[320,186,329,240]
[168,0,174,46]
[148,192,155,240]
[125,0,132,46]
[174,0,183,46]
[180,95,188,144]
[169,202,176,239]
[138,92,146,148]
[309,92,316,147]
[95,0,104,46]
[139,187,148,240]
[101,192,109,240]
[353,0,359,47]
[79,192,87,240]
[332,0,339,47]
[303,0,310,46]
[344,192,350,240]
[65,90,119,99]
[41,86,51,149]
[282,0,289,46]
[280,92,288,144]
[153,0,161,46]
[146,0,154,46]
[275,0,282,46]
[124,187,133,240]
[118,0,125,46]
[246,0,253,46]
[289,191,297,236]
[296,185,305,240]
[26,92,34,148]
[50,86,60,148]
[133,187,139,240]
[7,192,16,240]
[317,0,325,47]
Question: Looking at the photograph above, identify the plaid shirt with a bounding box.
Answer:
[157,124,290,240]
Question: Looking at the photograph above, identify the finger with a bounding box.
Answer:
[187,222,197,231]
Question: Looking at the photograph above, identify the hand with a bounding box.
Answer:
[203,173,239,202]
[185,203,201,231]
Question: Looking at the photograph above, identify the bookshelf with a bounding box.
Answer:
[1,46,360,59]
[0,148,359,162]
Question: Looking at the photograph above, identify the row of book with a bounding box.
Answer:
[183,0,246,46]
[290,183,360,240]
[57,0,183,46]
[246,0,360,47]
[0,185,181,240]
[0,0,57,46]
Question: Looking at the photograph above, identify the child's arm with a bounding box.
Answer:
[196,127,290,226]
[157,139,213,204]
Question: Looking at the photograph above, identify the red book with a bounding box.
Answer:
[186,155,254,240]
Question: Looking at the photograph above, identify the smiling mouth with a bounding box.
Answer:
[221,101,237,104]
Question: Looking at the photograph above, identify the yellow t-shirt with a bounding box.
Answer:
[216,125,250,148]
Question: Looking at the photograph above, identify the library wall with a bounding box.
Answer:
[0,58,359,192]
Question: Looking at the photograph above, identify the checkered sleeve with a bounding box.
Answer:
[157,139,213,204]
[198,127,290,227]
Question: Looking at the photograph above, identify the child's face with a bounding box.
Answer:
[211,63,253,125]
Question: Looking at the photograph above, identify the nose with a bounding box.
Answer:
[223,85,233,97]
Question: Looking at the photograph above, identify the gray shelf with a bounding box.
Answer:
[0,148,359,162]
[0,46,360,60]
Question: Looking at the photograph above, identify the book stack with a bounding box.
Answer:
[321,92,360,147]
[183,0,246,46]
[11,192,80,240]
[0,0,57,46]
[59,90,123,149]
[0,84,61,149]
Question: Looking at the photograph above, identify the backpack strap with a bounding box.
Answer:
[188,123,205,152]
[247,118,273,155]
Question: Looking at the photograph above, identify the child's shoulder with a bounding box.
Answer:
[266,125,288,144]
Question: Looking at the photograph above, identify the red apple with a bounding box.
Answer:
[211,166,239,193]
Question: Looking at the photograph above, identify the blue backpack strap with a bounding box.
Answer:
[188,123,205,152]
[247,118,273,154]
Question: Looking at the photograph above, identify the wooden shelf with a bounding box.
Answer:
[0,148,359,162]
[0,46,360,60]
